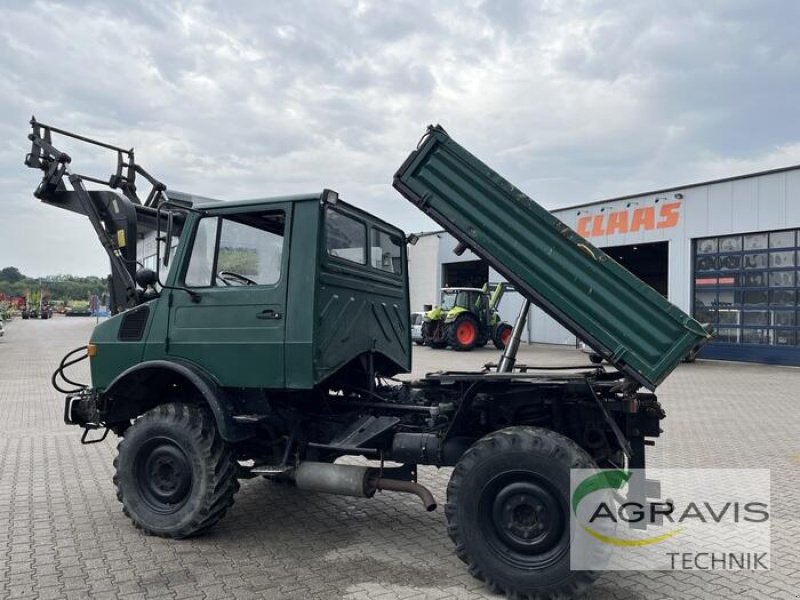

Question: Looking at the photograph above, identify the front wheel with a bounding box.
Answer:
[113,402,240,538]
[445,427,598,599]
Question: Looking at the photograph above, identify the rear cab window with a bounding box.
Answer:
[325,208,366,265]
[370,229,403,274]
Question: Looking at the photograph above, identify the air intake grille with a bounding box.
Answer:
[118,306,150,341]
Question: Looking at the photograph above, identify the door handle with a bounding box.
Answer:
[257,309,282,320]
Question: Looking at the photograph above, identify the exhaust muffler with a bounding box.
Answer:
[292,462,437,511]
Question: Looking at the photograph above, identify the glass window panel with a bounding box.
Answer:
[743,233,768,250]
[695,276,718,287]
[769,230,795,248]
[370,229,403,274]
[769,271,796,287]
[743,272,766,287]
[771,310,796,327]
[694,305,716,323]
[742,290,768,305]
[326,209,366,265]
[743,253,768,269]
[717,290,740,307]
[715,328,740,343]
[769,251,796,268]
[718,309,740,325]
[772,329,796,346]
[696,238,718,254]
[742,310,769,326]
[695,255,717,272]
[694,290,716,322]
[770,290,797,306]
[719,236,742,252]
[718,255,741,271]
[742,328,770,344]
[216,216,285,286]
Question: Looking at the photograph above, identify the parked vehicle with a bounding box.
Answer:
[422,283,512,351]
[410,311,425,345]
[28,120,710,599]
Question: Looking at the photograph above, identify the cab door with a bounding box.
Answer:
[166,204,290,388]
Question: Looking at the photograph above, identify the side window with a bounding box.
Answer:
[326,208,366,264]
[185,212,285,287]
[218,218,283,285]
[371,229,403,274]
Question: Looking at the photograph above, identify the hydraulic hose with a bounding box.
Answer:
[51,346,89,394]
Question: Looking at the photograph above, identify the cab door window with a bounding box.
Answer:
[184,211,285,287]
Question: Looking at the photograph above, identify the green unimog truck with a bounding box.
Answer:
[27,119,709,599]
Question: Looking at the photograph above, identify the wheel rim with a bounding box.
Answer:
[135,437,193,513]
[500,327,512,346]
[456,321,477,345]
[479,472,567,569]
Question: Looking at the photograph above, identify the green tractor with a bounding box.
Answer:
[422,283,513,351]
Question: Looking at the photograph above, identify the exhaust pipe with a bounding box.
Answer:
[292,462,437,511]
[376,478,437,511]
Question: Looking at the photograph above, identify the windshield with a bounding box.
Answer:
[440,291,458,310]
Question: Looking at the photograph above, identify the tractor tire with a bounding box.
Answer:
[448,313,480,351]
[113,402,240,539]
[493,323,513,350]
[423,321,448,349]
[445,427,598,599]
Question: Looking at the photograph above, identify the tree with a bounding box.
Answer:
[0,267,23,283]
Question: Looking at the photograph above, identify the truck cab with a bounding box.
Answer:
[88,192,410,395]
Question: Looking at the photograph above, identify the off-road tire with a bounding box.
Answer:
[493,323,513,350]
[445,426,598,599]
[447,313,480,351]
[113,402,240,539]
[423,321,448,349]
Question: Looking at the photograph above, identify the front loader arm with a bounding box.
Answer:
[24,118,170,313]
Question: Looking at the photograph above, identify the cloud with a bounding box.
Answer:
[0,0,798,276]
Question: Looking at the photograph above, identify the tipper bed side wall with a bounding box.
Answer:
[393,126,709,390]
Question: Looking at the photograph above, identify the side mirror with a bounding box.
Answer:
[406,233,419,246]
[135,268,158,289]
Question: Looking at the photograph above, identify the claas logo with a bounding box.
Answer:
[577,202,681,238]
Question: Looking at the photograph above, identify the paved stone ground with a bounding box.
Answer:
[1,317,798,600]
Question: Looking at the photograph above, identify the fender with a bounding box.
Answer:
[102,358,251,442]
[444,305,468,323]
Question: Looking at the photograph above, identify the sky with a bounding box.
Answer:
[1,0,799,277]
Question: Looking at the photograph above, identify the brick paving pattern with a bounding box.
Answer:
[0,317,798,599]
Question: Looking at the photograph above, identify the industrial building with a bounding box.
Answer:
[408,165,800,365]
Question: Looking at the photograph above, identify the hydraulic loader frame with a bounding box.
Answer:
[25,117,180,313]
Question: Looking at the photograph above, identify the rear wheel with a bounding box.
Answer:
[446,427,598,599]
[113,402,240,538]
[448,313,480,351]
[493,323,513,349]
